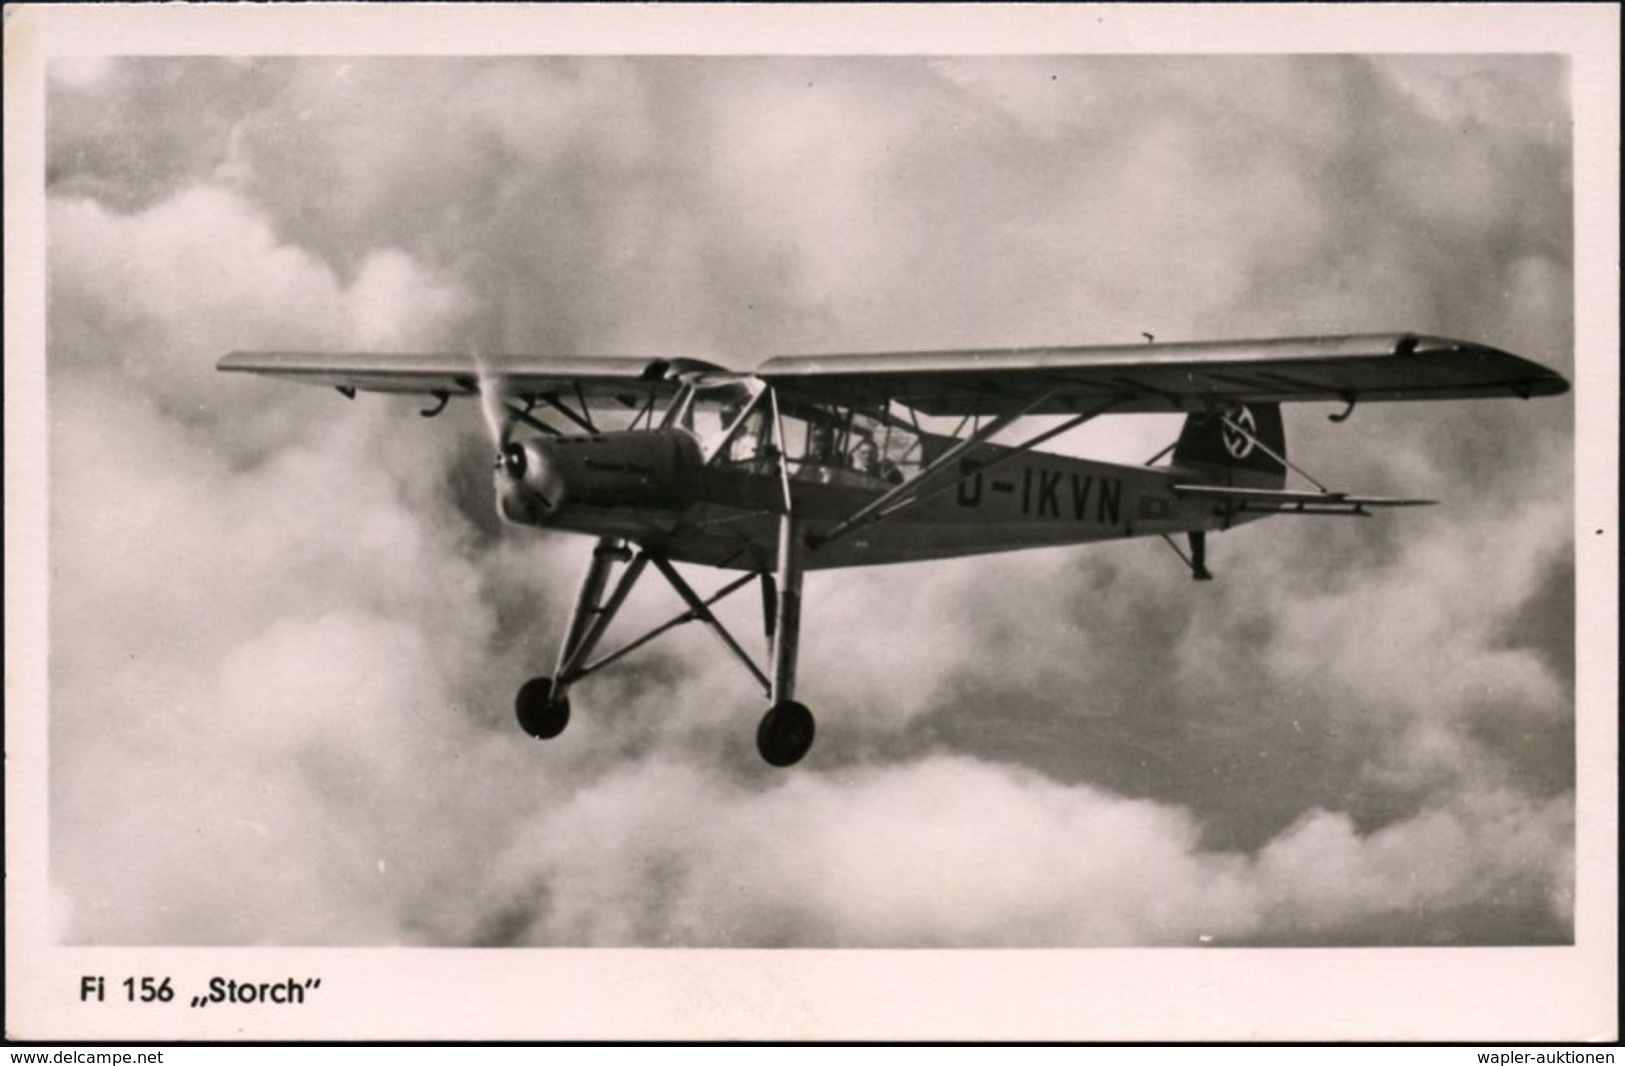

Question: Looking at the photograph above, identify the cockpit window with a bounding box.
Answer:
[673,379,770,465]
[672,380,923,485]
[786,408,918,486]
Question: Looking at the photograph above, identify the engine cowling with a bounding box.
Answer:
[493,429,697,526]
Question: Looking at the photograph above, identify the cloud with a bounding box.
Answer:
[45,56,1574,947]
[473,756,1570,947]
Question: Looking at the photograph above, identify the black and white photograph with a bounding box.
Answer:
[6,3,1617,1043]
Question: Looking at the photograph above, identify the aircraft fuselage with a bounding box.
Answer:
[518,429,1248,572]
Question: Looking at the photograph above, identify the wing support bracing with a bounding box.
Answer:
[769,388,796,516]
[809,392,1124,549]
[533,390,598,434]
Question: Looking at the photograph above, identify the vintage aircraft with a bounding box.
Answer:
[219,333,1567,766]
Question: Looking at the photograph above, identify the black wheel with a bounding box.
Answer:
[515,676,570,739]
[756,701,816,767]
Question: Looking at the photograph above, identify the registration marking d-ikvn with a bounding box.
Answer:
[956,459,1124,523]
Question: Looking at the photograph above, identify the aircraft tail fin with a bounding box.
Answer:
[1171,403,1287,490]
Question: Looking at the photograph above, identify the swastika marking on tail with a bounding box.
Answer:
[1222,406,1257,459]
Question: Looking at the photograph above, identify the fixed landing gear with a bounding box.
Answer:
[757,701,815,767]
[1189,530,1214,581]
[513,515,818,766]
[515,676,570,739]
[516,537,632,743]
[758,513,813,767]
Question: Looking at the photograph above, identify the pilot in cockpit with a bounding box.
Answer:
[851,437,904,485]
[801,422,838,482]
[720,398,769,468]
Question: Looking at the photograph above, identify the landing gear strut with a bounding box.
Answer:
[516,537,633,743]
[512,381,818,765]
[1189,530,1214,581]
[1160,529,1216,581]
[756,512,815,767]
[512,519,817,766]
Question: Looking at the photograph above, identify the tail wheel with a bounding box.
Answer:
[516,676,571,739]
[757,701,816,767]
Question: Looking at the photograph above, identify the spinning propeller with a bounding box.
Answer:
[478,363,553,523]
[478,366,529,481]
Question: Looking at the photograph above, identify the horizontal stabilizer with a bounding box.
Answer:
[1171,484,1435,515]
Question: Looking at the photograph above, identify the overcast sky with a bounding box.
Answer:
[44,54,1575,949]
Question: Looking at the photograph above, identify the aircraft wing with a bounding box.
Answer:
[216,350,715,407]
[753,333,1569,416]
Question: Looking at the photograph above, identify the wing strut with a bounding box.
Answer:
[808,386,1057,547]
[810,392,1124,549]
[769,387,796,515]
[533,390,597,434]
[1218,408,1332,493]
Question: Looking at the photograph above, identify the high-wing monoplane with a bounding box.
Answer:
[219,333,1567,766]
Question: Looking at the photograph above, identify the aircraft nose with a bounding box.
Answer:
[495,438,566,524]
[499,441,526,481]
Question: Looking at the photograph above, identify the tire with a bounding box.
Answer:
[756,701,816,767]
[515,677,571,739]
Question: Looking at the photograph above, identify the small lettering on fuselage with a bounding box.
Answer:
[957,460,1123,524]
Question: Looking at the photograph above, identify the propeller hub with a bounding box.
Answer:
[493,438,565,525]
[498,441,528,480]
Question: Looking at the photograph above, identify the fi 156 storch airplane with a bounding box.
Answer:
[219,333,1567,766]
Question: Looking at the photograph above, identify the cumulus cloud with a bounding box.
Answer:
[472,757,1570,947]
[45,56,1573,947]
